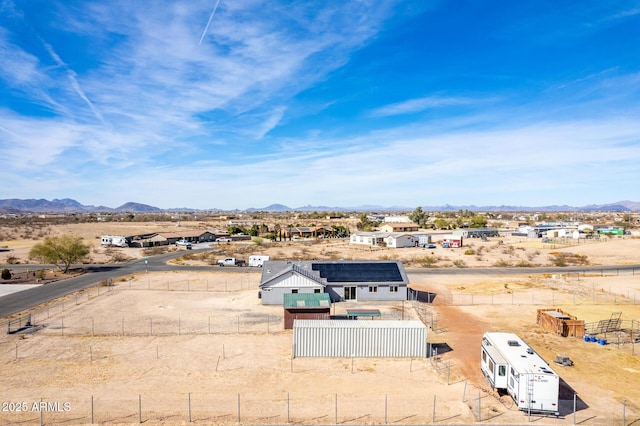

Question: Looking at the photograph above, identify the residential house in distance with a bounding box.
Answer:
[379,222,420,233]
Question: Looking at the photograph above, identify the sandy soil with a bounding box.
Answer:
[0,223,639,425]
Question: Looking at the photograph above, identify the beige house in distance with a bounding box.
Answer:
[379,222,420,233]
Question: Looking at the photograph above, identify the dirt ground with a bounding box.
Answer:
[0,223,639,425]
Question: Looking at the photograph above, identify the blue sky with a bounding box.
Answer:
[1,0,639,210]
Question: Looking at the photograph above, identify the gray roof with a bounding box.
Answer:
[260,260,409,288]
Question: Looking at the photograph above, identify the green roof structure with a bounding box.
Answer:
[283,293,331,309]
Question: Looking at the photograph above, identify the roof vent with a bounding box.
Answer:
[527,348,534,355]
[507,340,520,347]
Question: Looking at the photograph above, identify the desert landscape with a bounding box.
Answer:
[0,220,639,425]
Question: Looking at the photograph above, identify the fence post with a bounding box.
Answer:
[432,394,436,423]
[478,390,481,422]
[335,393,338,424]
[623,398,626,426]
[384,394,387,424]
[237,393,240,422]
[91,395,94,424]
[138,394,142,424]
[188,392,191,423]
[287,392,290,423]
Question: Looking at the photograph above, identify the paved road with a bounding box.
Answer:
[1,250,638,319]
[0,247,238,318]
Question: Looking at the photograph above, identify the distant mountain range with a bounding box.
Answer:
[0,198,638,214]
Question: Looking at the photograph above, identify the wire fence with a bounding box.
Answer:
[0,387,636,425]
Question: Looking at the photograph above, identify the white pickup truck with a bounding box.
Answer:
[217,257,246,267]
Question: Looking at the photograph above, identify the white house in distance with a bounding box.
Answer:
[258,260,410,305]
[350,231,432,248]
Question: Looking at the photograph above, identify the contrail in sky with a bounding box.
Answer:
[199,0,221,45]
[40,37,108,126]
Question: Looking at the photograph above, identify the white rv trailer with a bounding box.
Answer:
[100,235,128,248]
[481,332,560,416]
[248,255,270,267]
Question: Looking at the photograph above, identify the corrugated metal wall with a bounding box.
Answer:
[292,320,427,358]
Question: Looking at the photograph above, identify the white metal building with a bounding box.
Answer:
[292,320,427,358]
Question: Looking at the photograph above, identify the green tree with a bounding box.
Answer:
[471,215,488,228]
[433,219,449,230]
[408,207,429,228]
[357,214,377,231]
[29,235,90,273]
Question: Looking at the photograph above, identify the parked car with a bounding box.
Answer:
[175,240,192,248]
[426,244,437,249]
[215,237,232,243]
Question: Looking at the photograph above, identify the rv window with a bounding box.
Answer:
[482,350,486,363]
[488,359,494,372]
[498,365,506,376]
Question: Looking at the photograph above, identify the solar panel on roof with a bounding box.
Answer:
[311,262,403,282]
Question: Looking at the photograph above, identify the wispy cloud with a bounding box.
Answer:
[370,96,477,117]
[1,1,639,208]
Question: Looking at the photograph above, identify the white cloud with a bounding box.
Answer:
[370,96,477,117]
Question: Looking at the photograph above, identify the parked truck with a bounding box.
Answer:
[248,255,270,267]
[217,257,246,267]
[481,332,560,416]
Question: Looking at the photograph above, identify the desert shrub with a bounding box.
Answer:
[143,246,170,256]
[502,245,515,255]
[493,259,511,267]
[464,249,475,255]
[515,260,534,267]
[6,256,19,264]
[378,254,392,260]
[35,269,46,280]
[323,251,341,260]
[453,259,467,268]
[419,255,439,267]
[1,268,11,280]
[549,252,589,266]
[253,237,264,246]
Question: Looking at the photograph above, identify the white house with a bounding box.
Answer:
[259,260,410,305]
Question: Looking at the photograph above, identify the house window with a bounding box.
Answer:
[292,289,298,294]
[314,289,321,293]
[390,285,398,293]
[368,286,377,293]
[498,365,506,376]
